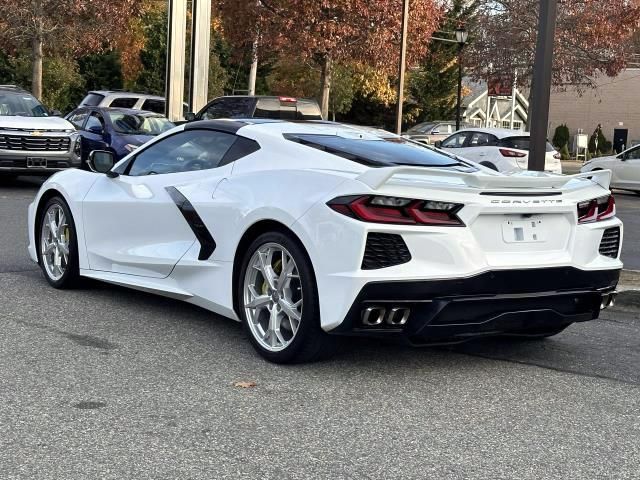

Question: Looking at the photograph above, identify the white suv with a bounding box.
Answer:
[79,91,188,117]
[436,128,562,174]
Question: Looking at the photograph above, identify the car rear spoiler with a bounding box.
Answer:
[357,167,612,191]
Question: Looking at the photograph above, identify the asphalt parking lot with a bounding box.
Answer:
[1,176,640,479]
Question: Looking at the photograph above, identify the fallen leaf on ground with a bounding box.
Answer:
[233,381,257,389]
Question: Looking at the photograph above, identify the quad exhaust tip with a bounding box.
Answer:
[600,292,616,310]
[361,307,410,327]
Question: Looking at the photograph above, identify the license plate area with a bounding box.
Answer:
[27,157,47,168]
[502,216,545,243]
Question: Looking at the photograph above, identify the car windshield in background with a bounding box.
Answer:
[501,136,555,152]
[108,112,174,135]
[0,93,49,117]
[80,93,106,106]
[407,123,436,134]
[285,133,469,168]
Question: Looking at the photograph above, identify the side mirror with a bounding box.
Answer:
[184,112,196,122]
[434,140,443,148]
[87,150,115,174]
[88,125,104,135]
[431,130,440,135]
[49,109,62,117]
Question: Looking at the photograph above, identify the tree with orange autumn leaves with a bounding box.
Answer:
[0,0,147,100]
[466,0,640,92]
[218,0,444,118]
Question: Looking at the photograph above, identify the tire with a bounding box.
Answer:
[480,161,499,171]
[37,196,80,289]
[237,231,336,363]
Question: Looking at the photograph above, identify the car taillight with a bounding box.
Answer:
[499,148,527,158]
[278,96,297,103]
[577,195,615,224]
[553,152,561,160]
[327,195,465,226]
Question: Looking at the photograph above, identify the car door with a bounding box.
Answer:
[440,132,469,153]
[615,145,640,189]
[82,128,238,278]
[82,110,109,160]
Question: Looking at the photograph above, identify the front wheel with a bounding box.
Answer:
[237,231,335,363]
[38,197,80,288]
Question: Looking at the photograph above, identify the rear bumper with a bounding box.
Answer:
[330,267,620,344]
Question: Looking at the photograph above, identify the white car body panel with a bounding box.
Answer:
[581,144,640,191]
[28,120,622,335]
[440,128,562,174]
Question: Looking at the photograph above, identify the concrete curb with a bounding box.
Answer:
[618,269,640,292]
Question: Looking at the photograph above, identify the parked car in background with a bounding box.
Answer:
[403,121,468,145]
[435,128,562,174]
[79,90,188,117]
[581,143,640,193]
[186,96,323,121]
[66,107,174,164]
[0,85,81,179]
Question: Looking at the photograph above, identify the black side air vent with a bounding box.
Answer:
[166,187,216,260]
[362,233,411,270]
[599,227,620,259]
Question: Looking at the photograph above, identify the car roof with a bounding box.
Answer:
[0,85,31,94]
[456,127,528,139]
[212,95,318,102]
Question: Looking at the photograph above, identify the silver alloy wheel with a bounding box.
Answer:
[243,242,303,352]
[40,204,70,281]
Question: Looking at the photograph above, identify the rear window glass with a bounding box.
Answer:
[80,93,105,106]
[141,99,165,114]
[285,134,468,168]
[201,97,256,119]
[501,136,554,152]
[109,97,138,109]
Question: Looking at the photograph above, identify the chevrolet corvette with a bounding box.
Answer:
[28,119,622,362]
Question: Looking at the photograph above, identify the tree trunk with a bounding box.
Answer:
[31,0,44,100]
[320,55,332,120]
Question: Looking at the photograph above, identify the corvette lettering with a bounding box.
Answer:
[491,199,563,204]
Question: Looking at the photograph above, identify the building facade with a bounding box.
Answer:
[548,69,640,152]
[462,80,529,131]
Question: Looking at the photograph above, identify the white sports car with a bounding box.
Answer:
[28,119,622,363]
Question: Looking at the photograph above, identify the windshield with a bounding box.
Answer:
[0,92,49,117]
[108,112,174,135]
[407,122,436,134]
[285,133,470,168]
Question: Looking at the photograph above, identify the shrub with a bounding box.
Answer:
[553,124,570,149]
[560,144,570,160]
[588,127,612,155]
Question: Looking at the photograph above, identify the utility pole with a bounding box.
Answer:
[510,69,518,130]
[395,0,409,135]
[165,0,187,122]
[188,0,211,113]
[528,0,558,171]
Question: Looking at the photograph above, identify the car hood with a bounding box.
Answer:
[0,115,74,131]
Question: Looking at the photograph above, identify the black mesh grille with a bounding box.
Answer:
[599,227,620,259]
[362,233,411,270]
[0,134,70,151]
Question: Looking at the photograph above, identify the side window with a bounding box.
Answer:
[626,146,640,160]
[141,99,165,114]
[441,133,467,148]
[468,132,491,147]
[127,129,237,176]
[109,97,138,108]
[201,98,255,120]
[67,110,88,129]
[84,112,105,134]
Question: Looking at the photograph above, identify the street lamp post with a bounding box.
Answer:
[455,27,468,131]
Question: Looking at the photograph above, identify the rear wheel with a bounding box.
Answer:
[38,197,80,288]
[237,231,335,363]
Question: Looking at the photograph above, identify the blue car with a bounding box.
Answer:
[65,107,175,167]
